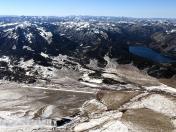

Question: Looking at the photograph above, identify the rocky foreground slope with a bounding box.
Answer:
[0,64,176,132]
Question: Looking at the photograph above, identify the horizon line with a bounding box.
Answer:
[0,15,176,19]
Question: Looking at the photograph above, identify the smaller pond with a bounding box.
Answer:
[129,46,176,63]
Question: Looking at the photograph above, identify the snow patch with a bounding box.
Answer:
[6,31,18,39]
[23,46,34,51]
[104,55,118,69]
[74,112,123,132]
[59,21,90,31]
[102,73,124,83]
[18,59,34,70]
[145,84,176,95]
[16,21,31,29]
[0,23,18,28]
[82,73,102,84]
[33,65,56,78]
[26,33,33,43]
[126,94,176,117]
[41,105,56,118]
[86,59,99,69]
[0,56,10,63]
[37,27,53,44]
[12,45,16,50]
[80,82,100,88]
[81,99,107,114]
[90,120,128,132]
[41,52,49,58]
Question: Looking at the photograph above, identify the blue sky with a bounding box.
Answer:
[0,0,175,18]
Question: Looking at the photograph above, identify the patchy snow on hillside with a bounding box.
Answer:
[170,29,176,33]
[59,21,90,31]
[125,94,176,118]
[81,99,107,114]
[5,30,18,39]
[2,22,36,42]
[104,55,118,69]
[0,56,11,63]
[37,27,53,44]
[0,23,18,28]
[102,73,124,83]
[74,112,123,132]
[82,73,103,84]
[89,120,128,132]
[33,65,57,78]
[145,84,176,95]
[76,22,90,31]
[41,105,56,118]
[86,59,99,69]
[16,21,32,29]
[18,59,34,70]
[26,33,33,43]
[3,28,15,32]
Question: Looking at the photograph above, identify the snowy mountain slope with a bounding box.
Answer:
[0,16,176,83]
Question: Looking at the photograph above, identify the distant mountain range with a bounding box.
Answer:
[0,16,175,83]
